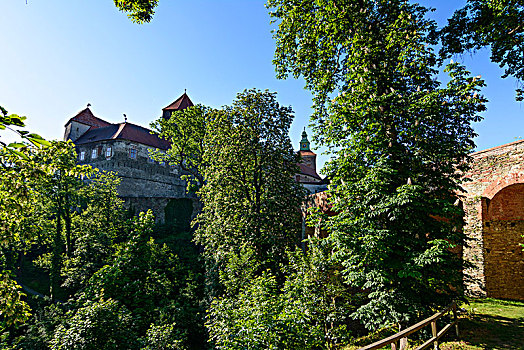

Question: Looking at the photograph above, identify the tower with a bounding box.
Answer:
[298,128,316,172]
[162,91,194,119]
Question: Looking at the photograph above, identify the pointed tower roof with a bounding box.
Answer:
[162,92,194,113]
[65,107,112,129]
[299,128,316,156]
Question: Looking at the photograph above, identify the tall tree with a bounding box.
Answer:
[0,109,50,330]
[31,142,94,301]
[195,89,305,295]
[151,105,215,191]
[439,0,524,99]
[268,0,486,329]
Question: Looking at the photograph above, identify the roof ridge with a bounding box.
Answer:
[112,123,127,139]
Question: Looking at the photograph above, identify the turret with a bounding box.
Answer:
[162,92,194,119]
[298,128,317,172]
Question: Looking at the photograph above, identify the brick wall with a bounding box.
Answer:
[463,140,524,300]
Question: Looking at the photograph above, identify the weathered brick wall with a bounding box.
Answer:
[463,139,524,300]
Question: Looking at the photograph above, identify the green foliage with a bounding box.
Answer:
[268,0,486,330]
[141,322,187,350]
[282,241,359,348]
[84,211,205,348]
[439,0,524,99]
[208,271,287,350]
[61,173,126,292]
[0,272,31,331]
[51,299,138,350]
[16,301,66,350]
[208,243,358,350]
[26,141,96,301]
[151,104,215,191]
[0,105,50,158]
[113,0,158,24]
[195,89,305,293]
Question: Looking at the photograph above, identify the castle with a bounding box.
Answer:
[63,94,524,301]
[64,93,323,224]
[64,93,197,225]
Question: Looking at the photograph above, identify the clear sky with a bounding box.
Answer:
[1,1,522,174]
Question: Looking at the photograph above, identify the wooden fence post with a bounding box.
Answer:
[431,320,438,350]
[358,302,459,350]
[399,324,407,350]
[453,303,459,337]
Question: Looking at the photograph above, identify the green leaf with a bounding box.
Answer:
[7,142,26,149]
[7,148,29,160]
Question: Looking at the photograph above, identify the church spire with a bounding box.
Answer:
[300,128,310,151]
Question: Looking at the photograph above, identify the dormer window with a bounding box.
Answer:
[91,149,97,159]
[79,151,85,161]
[129,148,137,159]
[106,147,112,158]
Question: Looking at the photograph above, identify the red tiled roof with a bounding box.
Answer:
[117,123,171,150]
[65,108,112,129]
[163,93,194,112]
[74,122,170,150]
[299,163,321,179]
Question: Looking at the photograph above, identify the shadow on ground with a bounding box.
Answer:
[442,310,524,350]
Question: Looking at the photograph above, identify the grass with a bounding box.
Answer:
[342,298,524,350]
[440,298,524,350]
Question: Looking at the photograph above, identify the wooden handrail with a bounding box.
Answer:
[358,302,458,350]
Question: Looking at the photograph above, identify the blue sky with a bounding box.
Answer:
[1,1,522,173]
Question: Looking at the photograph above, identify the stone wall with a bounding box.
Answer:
[76,140,197,223]
[463,139,524,300]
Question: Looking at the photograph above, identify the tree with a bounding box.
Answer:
[83,211,206,348]
[207,240,358,350]
[113,0,158,23]
[194,89,305,295]
[29,141,94,301]
[51,299,138,350]
[0,272,31,331]
[61,172,126,293]
[0,125,51,330]
[0,106,50,156]
[151,105,215,191]
[439,0,524,99]
[268,0,486,330]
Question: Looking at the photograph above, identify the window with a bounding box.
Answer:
[106,147,112,158]
[129,148,137,159]
[91,148,97,159]
[79,151,85,161]
[160,161,166,166]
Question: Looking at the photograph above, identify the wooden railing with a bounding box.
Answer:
[358,302,459,350]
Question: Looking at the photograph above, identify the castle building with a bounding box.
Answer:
[295,129,328,194]
[64,93,197,224]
